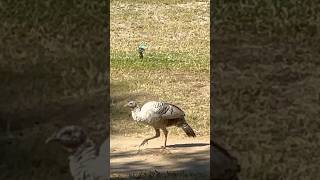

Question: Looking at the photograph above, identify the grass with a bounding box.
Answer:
[110,55,210,136]
[213,0,320,180]
[6,0,320,179]
[111,52,208,73]
[214,41,320,180]
[110,0,210,137]
[213,0,320,44]
[111,0,209,53]
[0,0,107,114]
[110,1,209,178]
[0,0,107,180]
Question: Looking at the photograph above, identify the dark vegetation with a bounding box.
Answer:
[0,1,107,179]
[213,0,320,179]
[2,0,320,179]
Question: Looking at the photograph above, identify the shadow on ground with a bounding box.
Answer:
[111,140,210,179]
[167,143,209,148]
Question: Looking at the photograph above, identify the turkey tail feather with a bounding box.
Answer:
[182,123,196,137]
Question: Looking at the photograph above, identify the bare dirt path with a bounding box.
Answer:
[110,134,210,177]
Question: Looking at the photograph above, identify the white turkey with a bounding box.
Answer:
[45,125,108,180]
[125,100,196,148]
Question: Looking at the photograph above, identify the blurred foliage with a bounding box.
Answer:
[0,0,107,123]
[213,0,320,179]
[0,0,107,179]
[214,0,320,43]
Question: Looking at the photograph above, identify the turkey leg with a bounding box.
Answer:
[140,128,160,147]
[161,128,168,148]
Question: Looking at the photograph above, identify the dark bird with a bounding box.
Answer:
[138,42,148,59]
[125,101,196,148]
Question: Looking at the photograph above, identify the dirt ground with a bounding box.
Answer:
[110,134,210,178]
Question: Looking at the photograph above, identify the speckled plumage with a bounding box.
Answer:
[126,101,196,147]
[46,126,108,180]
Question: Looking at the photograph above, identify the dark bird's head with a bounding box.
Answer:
[45,125,87,152]
[138,48,145,59]
[138,42,148,59]
[125,101,138,109]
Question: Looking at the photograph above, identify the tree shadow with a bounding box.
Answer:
[167,143,209,148]
[110,144,210,178]
[110,81,157,135]
[110,81,144,120]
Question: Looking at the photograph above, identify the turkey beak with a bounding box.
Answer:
[45,132,59,144]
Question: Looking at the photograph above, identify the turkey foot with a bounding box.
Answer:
[160,147,172,154]
[160,145,166,149]
[139,139,149,147]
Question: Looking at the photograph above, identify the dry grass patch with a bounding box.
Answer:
[111,68,209,136]
[111,0,210,137]
[111,0,209,54]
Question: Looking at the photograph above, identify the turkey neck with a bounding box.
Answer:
[68,138,100,179]
[70,138,98,160]
[131,105,142,121]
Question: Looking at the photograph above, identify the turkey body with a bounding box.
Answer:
[127,101,196,147]
[69,140,108,180]
[45,126,108,180]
